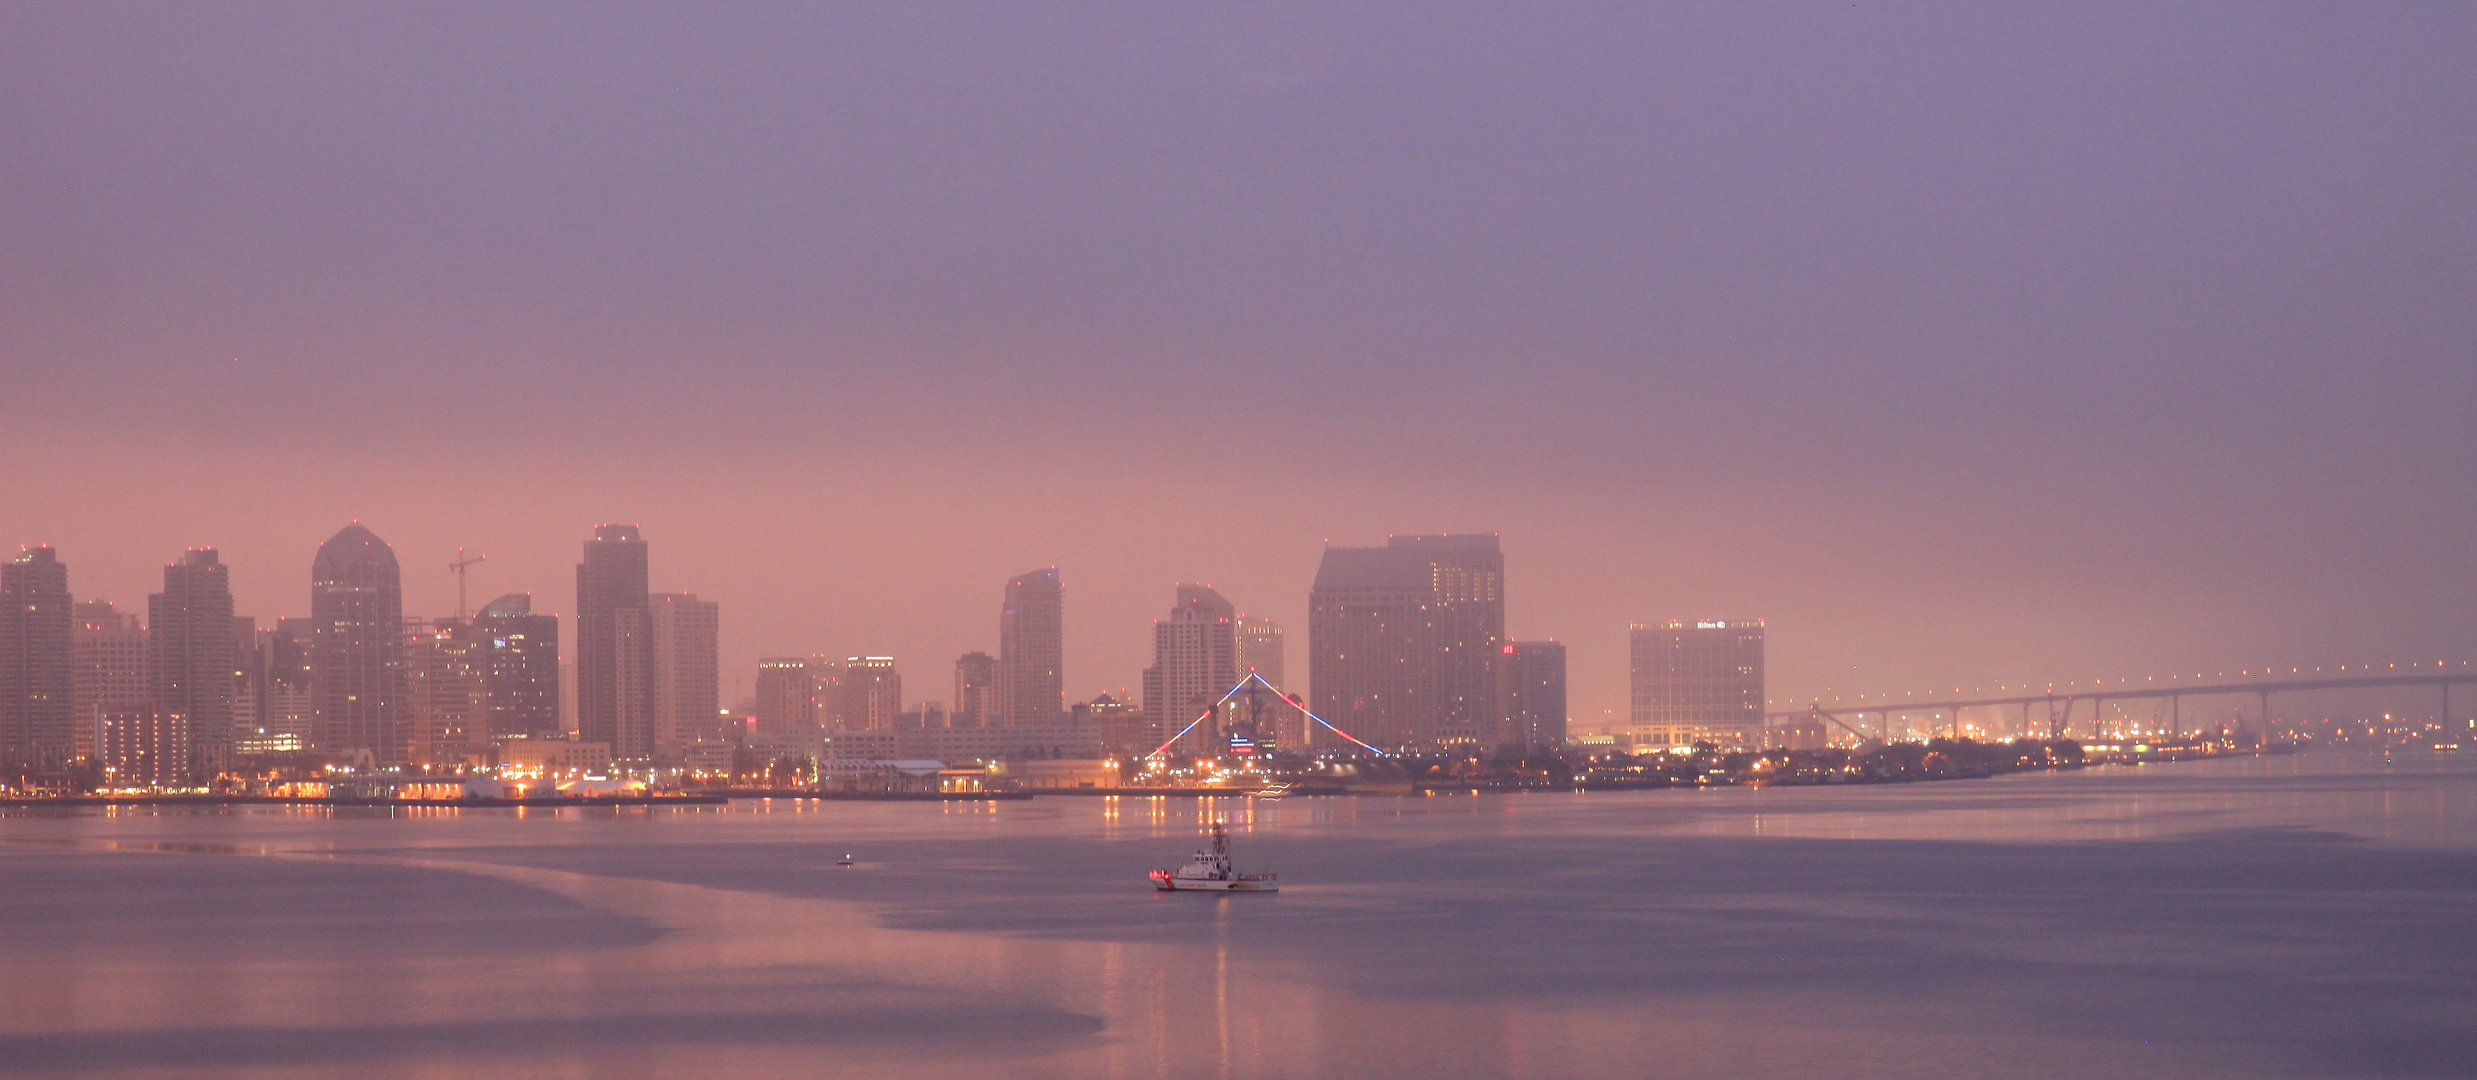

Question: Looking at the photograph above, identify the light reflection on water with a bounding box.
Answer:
[2,750,2474,1079]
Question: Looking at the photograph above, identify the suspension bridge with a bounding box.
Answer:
[1147,672,1390,759]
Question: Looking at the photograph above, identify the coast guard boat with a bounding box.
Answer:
[1151,821,1278,892]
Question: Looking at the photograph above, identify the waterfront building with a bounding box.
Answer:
[1143,585,1237,749]
[311,524,407,762]
[890,722,1104,763]
[1499,640,1568,749]
[1308,534,1505,751]
[472,595,559,740]
[499,737,612,778]
[838,656,902,731]
[576,525,654,760]
[754,657,815,737]
[649,592,721,758]
[99,702,180,787]
[71,600,147,763]
[952,651,998,728]
[998,568,1062,727]
[151,549,237,778]
[0,546,75,769]
[1080,691,1148,758]
[407,620,491,764]
[1629,620,1765,749]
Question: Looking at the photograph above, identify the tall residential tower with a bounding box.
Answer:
[998,568,1062,727]
[1,546,75,769]
[152,549,237,777]
[1143,585,1237,748]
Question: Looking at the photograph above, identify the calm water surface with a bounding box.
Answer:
[4,750,2474,1079]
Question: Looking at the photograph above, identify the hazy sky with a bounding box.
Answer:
[3,3,2472,725]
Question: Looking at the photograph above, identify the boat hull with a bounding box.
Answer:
[1157,878,1277,892]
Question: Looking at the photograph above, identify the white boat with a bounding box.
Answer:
[1151,821,1278,892]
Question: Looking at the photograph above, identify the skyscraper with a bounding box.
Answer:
[1236,616,1286,690]
[649,592,720,756]
[229,617,279,754]
[576,525,653,759]
[754,658,814,737]
[998,568,1062,727]
[407,620,490,764]
[1308,535,1505,751]
[311,524,406,761]
[151,549,236,778]
[952,651,998,728]
[71,600,147,764]
[1629,620,1765,749]
[808,656,846,728]
[1,546,75,769]
[1143,585,1237,749]
[838,656,902,731]
[473,595,559,740]
[1499,640,1568,749]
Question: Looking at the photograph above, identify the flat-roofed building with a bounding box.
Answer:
[1309,535,1505,751]
[1629,620,1765,749]
[754,657,814,737]
[649,592,720,759]
[839,656,902,731]
[72,600,148,763]
[1499,640,1567,749]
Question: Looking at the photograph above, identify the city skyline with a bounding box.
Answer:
[5,7,2470,733]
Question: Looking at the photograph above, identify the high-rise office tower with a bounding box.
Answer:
[264,617,316,748]
[1,546,75,769]
[407,620,490,764]
[71,600,147,763]
[649,592,720,756]
[576,525,654,759]
[807,655,846,728]
[998,568,1062,727]
[838,656,902,731]
[753,658,813,737]
[311,524,406,761]
[1499,641,1568,749]
[229,618,278,754]
[1143,585,1237,747]
[1308,535,1505,751]
[472,595,559,740]
[151,549,237,778]
[1629,620,1765,749]
[952,652,997,728]
[1236,616,1286,690]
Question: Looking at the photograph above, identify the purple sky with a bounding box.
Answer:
[3,3,2472,725]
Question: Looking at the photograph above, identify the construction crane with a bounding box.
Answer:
[448,548,487,620]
